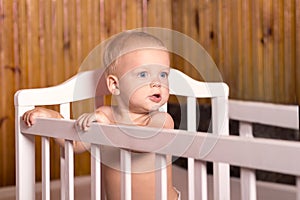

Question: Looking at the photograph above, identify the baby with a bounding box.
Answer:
[23,31,179,199]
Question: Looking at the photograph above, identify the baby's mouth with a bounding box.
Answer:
[149,94,162,103]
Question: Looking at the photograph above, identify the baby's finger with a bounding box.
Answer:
[76,114,87,131]
[24,110,33,126]
[82,114,93,131]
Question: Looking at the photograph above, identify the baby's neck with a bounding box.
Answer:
[111,106,156,126]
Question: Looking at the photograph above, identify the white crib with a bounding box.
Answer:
[14,68,299,200]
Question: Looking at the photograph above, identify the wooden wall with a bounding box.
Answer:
[0,0,299,187]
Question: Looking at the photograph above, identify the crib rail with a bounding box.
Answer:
[18,115,300,199]
[20,118,300,176]
[15,67,299,200]
[229,100,299,200]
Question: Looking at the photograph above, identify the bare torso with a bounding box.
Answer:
[98,106,178,199]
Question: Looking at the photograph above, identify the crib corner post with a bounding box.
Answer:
[15,106,36,200]
[212,96,230,200]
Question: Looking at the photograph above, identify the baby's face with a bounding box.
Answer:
[116,49,170,112]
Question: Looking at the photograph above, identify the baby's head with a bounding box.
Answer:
[103,31,168,75]
[103,31,170,112]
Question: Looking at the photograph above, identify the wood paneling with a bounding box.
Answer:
[0,0,299,187]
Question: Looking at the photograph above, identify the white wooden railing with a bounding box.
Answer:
[14,68,300,200]
[15,68,230,200]
[229,100,299,200]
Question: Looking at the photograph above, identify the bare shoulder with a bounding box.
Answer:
[149,112,174,129]
[95,106,112,114]
[95,106,113,123]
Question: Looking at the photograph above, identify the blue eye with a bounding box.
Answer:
[138,71,148,78]
[160,72,168,78]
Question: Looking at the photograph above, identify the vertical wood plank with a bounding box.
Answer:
[64,140,74,200]
[212,96,230,200]
[263,0,274,102]
[241,0,253,100]
[216,0,224,83]
[120,149,131,200]
[221,0,233,97]
[239,122,257,200]
[52,0,65,85]
[296,0,300,105]
[283,0,296,104]
[155,154,167,200]
[297,177,300,200]
[91,144,101,200]
[1,0,16,186]
[60,103,70,200]
[0,0,4,186]
[231,0,243,99]
[252,0,264,101]
[26,0,40,88]
[15,106,35,200]
[42,137,50,200]
[273,0,285,104]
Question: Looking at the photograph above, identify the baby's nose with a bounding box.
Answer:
[150,81,161,88]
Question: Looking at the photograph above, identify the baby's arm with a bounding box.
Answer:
[22,107,87,153]
[23,107,63,126]
[76,106,111,131]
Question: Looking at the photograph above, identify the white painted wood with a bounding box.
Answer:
[155,154,168,200]
[91,144,101,200]
[187,158,195,200]
[15,105,35,200]
[187,97,196,200]
[21,118,300,176]
[212,97,230,200]
[187,97,208,200]
[14,69,228,107]
[60,103,71,200]
[229,100,299,129]
[42,137,50,200]
[240,122,257,200]
[169,69,229,98]
[297,177,300,200]
[60,148,66,200]
[120,149,131,200]
[194,160,207,200]
[60,103,71,119]
[65,140,74,200]
[14,68,106,106]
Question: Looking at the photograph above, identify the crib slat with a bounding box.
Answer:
[240,122,257,200]
[60,148,66,200]
[65,140,74,200]
[194,160,207,200]
[187,97,196,200]
[212,97,230,200]
[188,158,195,200]
[60,103,70,200]
[187,97,208,200]
[42,137,50,200]
[155,154,167,200]
[120,149,131,200]
[91,144,101,200]
[296,177,300,200]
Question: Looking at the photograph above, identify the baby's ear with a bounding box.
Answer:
[106,75,120,95]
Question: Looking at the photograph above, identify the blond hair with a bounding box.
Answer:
[103,31,167,75]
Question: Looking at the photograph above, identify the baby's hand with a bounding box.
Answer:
[76,113,97,131]
[76,111,110,131]
[22,107,62,126]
